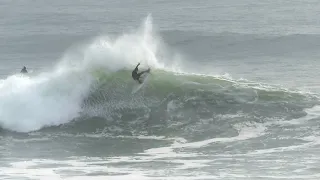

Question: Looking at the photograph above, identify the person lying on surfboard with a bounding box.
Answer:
[132,63,150,84]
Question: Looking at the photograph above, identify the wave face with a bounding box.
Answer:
[0,15,318,136]
[64,69,316,140]
[0,15,165,133]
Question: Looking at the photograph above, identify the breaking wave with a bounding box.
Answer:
[0,15,318,135]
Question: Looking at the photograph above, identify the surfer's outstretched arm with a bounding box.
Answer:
[134,63,140,71]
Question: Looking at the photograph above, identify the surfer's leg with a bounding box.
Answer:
[135,68,150,83]
[137,68,150,76]
[137,72,144,76]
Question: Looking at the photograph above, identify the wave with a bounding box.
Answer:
[0,15,318,134]
[28,69,318,141]
[0,15,165,133]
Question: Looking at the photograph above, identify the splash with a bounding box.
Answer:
[0,15,169,132]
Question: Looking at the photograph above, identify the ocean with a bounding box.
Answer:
[1,0,320,179]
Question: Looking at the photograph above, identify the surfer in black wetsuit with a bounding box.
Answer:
[20,66,28,74]
[132,63,150,84]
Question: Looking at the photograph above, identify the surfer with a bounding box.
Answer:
[20,66,28,74]
[132,63,150,84]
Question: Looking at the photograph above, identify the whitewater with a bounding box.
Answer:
[0,16,162,132]
[2,1,320,179]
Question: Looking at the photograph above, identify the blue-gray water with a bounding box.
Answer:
[1,1,320,179]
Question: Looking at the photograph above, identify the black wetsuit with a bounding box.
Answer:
[132,63,150,84]
[21,67,28,74]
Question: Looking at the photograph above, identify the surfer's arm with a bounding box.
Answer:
[133,63,140,72]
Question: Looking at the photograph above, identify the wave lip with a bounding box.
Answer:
[0,15,177,133]
[0,15,318,134]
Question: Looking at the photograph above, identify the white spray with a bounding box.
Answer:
[0,15,171,132]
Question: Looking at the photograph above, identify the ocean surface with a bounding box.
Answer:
[1,0,320,179]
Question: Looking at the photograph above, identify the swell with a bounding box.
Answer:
[85,69,317,104]
[162,30,320,60]
[35,69,319,140]
[0,16,319,134]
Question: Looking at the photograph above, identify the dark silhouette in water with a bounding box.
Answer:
[20,66,28,74]
[132,63,150,84]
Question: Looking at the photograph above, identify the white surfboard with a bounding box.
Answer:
[131,72,150,94]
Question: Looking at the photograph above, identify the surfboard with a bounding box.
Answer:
[131,71,150,94]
